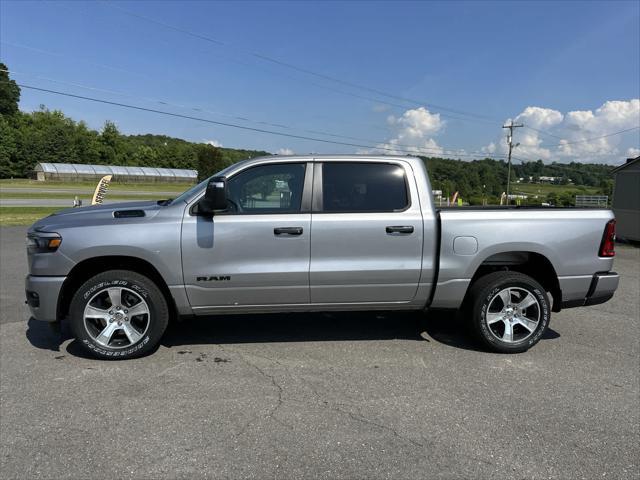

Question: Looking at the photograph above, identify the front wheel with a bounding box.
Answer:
[467,272,550,353]
[69,270,169,359]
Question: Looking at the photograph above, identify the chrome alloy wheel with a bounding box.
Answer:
[83,287,150,349]
[485,287,541,343]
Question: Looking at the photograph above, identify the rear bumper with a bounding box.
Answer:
[25,275,66,322]
[561,272,619,309]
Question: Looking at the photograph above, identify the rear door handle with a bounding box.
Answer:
[386,225,414,234]
[274,227,303,236]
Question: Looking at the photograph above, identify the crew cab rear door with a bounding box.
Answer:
[181,161,313,311]
[309,160,423,304]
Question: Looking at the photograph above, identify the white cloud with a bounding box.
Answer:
[558,99,640,160]
[516,106,564,129]
[482,142,496,154]
[276,148,294,155]
[508,107,564,160]
[484,99,640,164]
[626,147,640,158]
[374,107,446,156]
[388,107,444,137]
[205,139,223,147]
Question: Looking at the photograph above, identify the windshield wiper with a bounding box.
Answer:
[157,198,173,206]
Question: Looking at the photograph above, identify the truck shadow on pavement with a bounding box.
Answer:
[25,310,560,358]
[163,310,559,352]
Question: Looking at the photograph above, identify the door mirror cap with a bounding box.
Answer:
[199,176,227,215]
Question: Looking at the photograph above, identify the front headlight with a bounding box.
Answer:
[26,233,62,253]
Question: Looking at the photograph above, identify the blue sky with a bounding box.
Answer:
[1,0,639,164]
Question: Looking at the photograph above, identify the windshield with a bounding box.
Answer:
[171,178,208,205]
[171,164,237,205]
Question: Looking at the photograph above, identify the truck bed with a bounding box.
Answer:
[429,207,615,309]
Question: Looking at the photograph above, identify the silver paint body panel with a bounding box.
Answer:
[309,158,425,304]
[181,213,312,307]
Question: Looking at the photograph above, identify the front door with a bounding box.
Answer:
[181,162,312,312]
[309,160,423,304]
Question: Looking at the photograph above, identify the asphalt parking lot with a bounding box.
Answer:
[1,226,638,479]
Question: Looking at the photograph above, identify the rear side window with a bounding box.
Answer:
[321,162,408,212]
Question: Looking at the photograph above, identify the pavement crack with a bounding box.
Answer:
[331,401,425,449]
[216,345,293,434]
[300,375,426,450]
[243,355,291,429]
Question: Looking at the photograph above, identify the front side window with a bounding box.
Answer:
[321,162,408,212]
[226,163,306,213]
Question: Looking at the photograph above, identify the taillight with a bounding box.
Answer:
[599,219,616,257]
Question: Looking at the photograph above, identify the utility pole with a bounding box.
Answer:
[503,121,523,203]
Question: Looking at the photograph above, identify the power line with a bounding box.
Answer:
[539,127,640,147]
[102,1,502,126]
[13,83,508,160]
[14,75,631,162]
[0,40,494,129]
[17,4,636,162]
[0,40,155,81]
[3,69,498,157]
[521,125,564,140]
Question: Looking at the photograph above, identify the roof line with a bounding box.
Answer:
[610,156,640,174]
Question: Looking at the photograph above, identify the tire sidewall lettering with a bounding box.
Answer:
[82,280,150,300]
[82,336,150,356]
[83,279,129,300]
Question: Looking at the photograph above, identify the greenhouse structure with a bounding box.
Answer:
[33,163,197,183]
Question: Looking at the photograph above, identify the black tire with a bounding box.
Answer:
[466,271,550,353]
[69,270,169,359]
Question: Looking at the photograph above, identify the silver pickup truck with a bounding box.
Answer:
[26,155,619,359]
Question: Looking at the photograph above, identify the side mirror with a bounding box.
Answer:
[199,176,227,215]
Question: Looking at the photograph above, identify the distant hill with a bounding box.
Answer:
[419,156,613,204]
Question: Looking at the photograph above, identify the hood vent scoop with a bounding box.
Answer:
[113,209,145,219]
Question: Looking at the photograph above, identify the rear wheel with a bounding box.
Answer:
[69,270,169,359]
[467,271,550,353]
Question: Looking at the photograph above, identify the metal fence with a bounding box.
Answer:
[575,195,608,207]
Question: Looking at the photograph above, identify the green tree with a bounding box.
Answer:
[131,145,158,166]
[598,179,613,197]
[0,63,20,116]
[0,116,17,177]
[558,192,574,206]
[196,144,224,181]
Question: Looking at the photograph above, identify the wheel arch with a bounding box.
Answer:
[57,256,178,321]
[465,251,562,312]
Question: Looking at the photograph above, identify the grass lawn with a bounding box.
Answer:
[0,207,64,227]
[511,183,600,197]
[0,178,193,193]
[0,191,170,201]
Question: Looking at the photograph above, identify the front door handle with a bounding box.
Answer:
[274,227,303,236]
[386,225,414,234]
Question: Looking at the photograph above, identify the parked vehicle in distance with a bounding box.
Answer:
[25,155,619,359]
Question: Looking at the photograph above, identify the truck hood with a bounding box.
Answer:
[30,200,165,233]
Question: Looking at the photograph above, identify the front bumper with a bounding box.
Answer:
[561,272,619,309]
[25,275,66,322]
